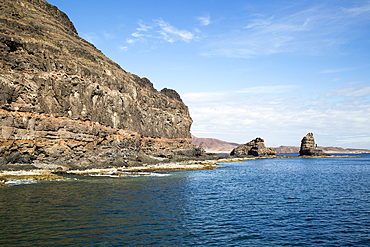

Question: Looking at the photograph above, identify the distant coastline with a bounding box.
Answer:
[274,146,370,154]
[192,136,370,154]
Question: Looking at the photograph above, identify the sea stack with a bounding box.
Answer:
[299,133,329,156]
[230,137,276,156]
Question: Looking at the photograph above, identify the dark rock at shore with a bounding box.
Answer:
[0,0,202,169]
[299,133,330,156]
[230,137,276,157]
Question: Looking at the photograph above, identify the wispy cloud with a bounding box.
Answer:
[333,85,370,97]
[81,32,102,44]
[156,19,194,43]
[183,84,370,148]
[102,31,114,39]
[320,68,355,74]
[202,2,370,58]
[197,14,212,26]
[127,19,195,44]
[345,1,370,15]
[236,85,299,94]
[181,91,228,103]
[81,31,115,45]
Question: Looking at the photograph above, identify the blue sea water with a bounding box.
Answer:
[1,154,370,246]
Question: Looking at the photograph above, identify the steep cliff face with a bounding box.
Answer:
[0,0,198,168]
[0,0,192,138]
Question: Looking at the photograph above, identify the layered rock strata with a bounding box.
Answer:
[0,0,202,168]
[230,137,276,156]
[299,133,329,156]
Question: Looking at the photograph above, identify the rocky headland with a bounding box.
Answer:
[0,0,209,172]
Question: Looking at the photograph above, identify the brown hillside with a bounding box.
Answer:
[192,136,240,153]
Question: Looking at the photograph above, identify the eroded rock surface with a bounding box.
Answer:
[230,137,276,157]
[0,0,201,169]
[299,133,329,156]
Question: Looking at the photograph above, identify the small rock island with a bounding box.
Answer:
[230,137,276,157]
[299,133,330,156]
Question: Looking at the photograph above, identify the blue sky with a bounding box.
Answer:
[47,0,370,148]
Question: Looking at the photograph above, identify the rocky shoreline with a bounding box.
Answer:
[0,154,360,187]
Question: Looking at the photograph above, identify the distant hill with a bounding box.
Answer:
[192,136,370,154]
[192,136,240,154]
[274,146,370,154]
[273,146,300,154]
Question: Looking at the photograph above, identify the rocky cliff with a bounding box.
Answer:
[0,0,201,169]
[230,137,276,157]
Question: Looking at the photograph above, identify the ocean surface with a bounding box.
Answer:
[1,154,370,246]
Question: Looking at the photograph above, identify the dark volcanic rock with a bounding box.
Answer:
[0,0,200,169]
[299,133,329,156]
[230,137,276,156]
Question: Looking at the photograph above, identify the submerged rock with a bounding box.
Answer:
[230,137,276,157]
[299,133,329,156]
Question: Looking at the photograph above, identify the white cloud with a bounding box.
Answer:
[198,14,211,26]
[156,19,194,43]
[345,86,370,97]
[127,19,195,44]
[345,1,370,16]
[236,85,299,94]
[182,91,229,103]
[126,39,135,44]
[320,68,354,74]
[183,84,370,148]
[137,21,152,32]
[119,46,128,51]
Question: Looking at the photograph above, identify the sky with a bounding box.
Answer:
[47,0,370,149]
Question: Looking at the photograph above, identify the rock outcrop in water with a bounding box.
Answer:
[299,133,329,156]
[230,137,276,156]
[0,0,203,169]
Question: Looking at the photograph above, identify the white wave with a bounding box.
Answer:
[88,172,171,178]
[5,179,38,186]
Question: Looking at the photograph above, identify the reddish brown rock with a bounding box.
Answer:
[0,109,204,169]
[230,137,276,157]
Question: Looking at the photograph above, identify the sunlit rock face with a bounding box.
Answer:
[0,0,198,168]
